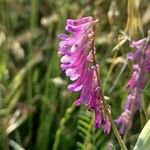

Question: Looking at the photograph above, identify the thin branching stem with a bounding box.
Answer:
[91,20,127,150]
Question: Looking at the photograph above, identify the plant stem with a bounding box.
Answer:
[91,20,127,150]
[53,104,75,150]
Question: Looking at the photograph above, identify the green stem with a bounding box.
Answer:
[52,104,75,150]
[91,20,127,150]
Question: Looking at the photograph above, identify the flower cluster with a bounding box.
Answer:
[58,17,110,133]
[115,38,150,134]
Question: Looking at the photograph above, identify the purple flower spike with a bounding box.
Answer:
[115,109,131,135]
[58,17,111,133]
[115,37,150,134]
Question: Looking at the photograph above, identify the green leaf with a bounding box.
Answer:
[134,119,150,150]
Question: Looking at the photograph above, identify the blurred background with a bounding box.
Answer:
[0,0,150,150]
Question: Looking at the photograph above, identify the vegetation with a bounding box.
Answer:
[0,0,150,150]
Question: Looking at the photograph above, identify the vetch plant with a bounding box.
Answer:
[115,35,150,135]
[58,16,126,149]
[0,1,150,150]
[58,17,111,133]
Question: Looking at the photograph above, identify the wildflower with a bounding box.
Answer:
[58,17,111,133]
[115,37,150,134]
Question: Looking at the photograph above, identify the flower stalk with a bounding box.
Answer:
[58,16,127,149]
[91,20,127,150]
[115,35,150,140]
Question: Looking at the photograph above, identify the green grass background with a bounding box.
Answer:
[0,0,150,150]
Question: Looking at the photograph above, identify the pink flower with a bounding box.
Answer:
[58,17,111,133]
[115,37,150,134]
